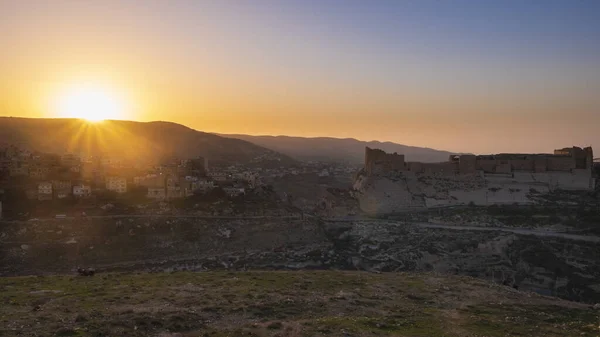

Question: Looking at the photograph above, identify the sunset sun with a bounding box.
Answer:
[55,86,125,122]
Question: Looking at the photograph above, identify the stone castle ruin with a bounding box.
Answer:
[355,146,595,213]
[365,146,593,177]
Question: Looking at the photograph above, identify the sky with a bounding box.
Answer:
[1,0,599,154]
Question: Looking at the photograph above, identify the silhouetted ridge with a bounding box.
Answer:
[0,117,294,166]
[219,134,462,163]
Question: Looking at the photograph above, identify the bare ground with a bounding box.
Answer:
[0,271,598,337]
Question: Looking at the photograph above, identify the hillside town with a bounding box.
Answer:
[0,143,358,219]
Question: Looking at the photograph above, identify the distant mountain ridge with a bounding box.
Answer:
[0,117,294,166]
[219,134,461,164]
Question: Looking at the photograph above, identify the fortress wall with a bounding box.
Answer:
[534,157,548,172]
[584,147,593,169]
[388,154,406,171]
[406,162,423,173]
[365,147,387,175]
[366,146,588,177]
[530,172,557,189]
[525,170,591,191]
[421,162,457,174]
[496,162,512,174]
[511,159,534,171]
[357,146,593,213]
[476,159,497,173]
[458,155,477,174]
[572,147,588,168]
[547,156,575,171]
[365,147,405,175]
[553,169,593,190]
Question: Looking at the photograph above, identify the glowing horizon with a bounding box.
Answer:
[52,84,128,122]
[1,1,599,154]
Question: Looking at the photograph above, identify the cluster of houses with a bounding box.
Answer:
[257,161,358,178]
[0,144,262,202]
[0,143,360,207]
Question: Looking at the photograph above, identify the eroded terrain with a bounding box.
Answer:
[2,207,599,304]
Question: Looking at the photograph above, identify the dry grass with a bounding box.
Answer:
[0,271,597,336]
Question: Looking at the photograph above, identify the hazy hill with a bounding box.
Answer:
[220,134,460,164]
[0,117,294,166]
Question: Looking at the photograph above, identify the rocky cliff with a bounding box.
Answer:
[328,220,600,303]
[353,170,595,214]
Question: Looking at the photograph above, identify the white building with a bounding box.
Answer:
[61,153,80,167]
[73,185,92,198]
[38,182,53,200]
[233,171,260,186]
[147,187,166,200]
[133,176,145,185]
[193,179,214,191]
[38,182,53,194]
[56,190,70,199]
[105,176,127,193]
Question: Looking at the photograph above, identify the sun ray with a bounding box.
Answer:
[66,120,89,154]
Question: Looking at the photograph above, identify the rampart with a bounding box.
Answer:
[357,146,595,215]
[365,146,593,177]
[364,147,405,175]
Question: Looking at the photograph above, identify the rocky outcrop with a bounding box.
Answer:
[325,220,600,303]
[353,170,594,214]
[1,216,599,303]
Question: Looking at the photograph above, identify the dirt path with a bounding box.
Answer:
[417,222,600,242]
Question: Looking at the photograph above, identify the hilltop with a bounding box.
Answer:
[1,271,597,337]
[0,117,295,166]
[219,134,460,164]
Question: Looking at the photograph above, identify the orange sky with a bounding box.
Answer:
[1,1,599,154]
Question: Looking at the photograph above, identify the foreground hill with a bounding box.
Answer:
[0,271,596,336]
[0,117,294,166]
[220,134,460,163]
